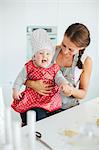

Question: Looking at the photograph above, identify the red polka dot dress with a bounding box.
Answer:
[11,60,62,113]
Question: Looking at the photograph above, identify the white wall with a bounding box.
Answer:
[0,0,99,106]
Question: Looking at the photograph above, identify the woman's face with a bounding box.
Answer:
[61,35,84,56]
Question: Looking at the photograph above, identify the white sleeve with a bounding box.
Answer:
[55,70,68,86]
[13,66,27,91]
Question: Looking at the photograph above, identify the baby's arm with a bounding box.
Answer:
[13,89,23,100]
[55,70,73,96]
[55,70,69,86]
[12,66,27,100]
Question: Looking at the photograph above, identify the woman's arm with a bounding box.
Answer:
[25,80,53,96]
[71,56,92,99]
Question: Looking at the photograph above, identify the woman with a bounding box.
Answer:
[25,23,92,123]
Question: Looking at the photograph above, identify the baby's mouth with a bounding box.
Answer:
[42,59,47,63]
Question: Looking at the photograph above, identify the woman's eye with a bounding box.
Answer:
[47,53,50,55]
[62,42,66,48]
[69,48,74,52]
[69,48,72,51]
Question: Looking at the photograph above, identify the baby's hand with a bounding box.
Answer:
[59,83,73,97]
[59,83,68,92]
[12,89,23,100]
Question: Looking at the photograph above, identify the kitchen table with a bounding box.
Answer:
[36,97,99,150]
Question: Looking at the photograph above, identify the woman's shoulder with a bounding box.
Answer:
[81,53,92,64]
[83,56,92,68]
[81,53,92,73]
[81,52,92,64]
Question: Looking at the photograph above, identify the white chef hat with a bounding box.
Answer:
[31,28,55,56]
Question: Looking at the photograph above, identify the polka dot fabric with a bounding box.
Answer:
[11,60,62,113]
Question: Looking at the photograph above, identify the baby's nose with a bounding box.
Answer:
[43,53,47,57]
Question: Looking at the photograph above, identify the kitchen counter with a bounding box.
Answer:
[36,97,99,150]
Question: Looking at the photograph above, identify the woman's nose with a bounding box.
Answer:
[64,47,70,54]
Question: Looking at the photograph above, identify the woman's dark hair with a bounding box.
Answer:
[64,23,90,69]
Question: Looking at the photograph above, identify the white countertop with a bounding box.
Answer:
[36,97,99,150]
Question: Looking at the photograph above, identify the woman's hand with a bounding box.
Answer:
[26,80,54,96]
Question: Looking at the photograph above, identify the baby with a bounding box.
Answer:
[11,29,69,115]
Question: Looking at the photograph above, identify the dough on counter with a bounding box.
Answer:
[96,118,99,126]
[64,129,78,137]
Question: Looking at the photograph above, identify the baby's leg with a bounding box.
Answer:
[20,108,48,127]
[20,112,27,127]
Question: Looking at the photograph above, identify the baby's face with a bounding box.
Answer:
[34,49,53,68]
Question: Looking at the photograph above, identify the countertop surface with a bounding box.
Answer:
[36,97,99,150]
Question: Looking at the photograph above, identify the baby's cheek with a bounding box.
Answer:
[36,55,40,59]
[35,55,42,62]
[48,57,53,63]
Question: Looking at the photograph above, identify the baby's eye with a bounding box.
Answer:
[46,53,50,55]
[39,52,43,54]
